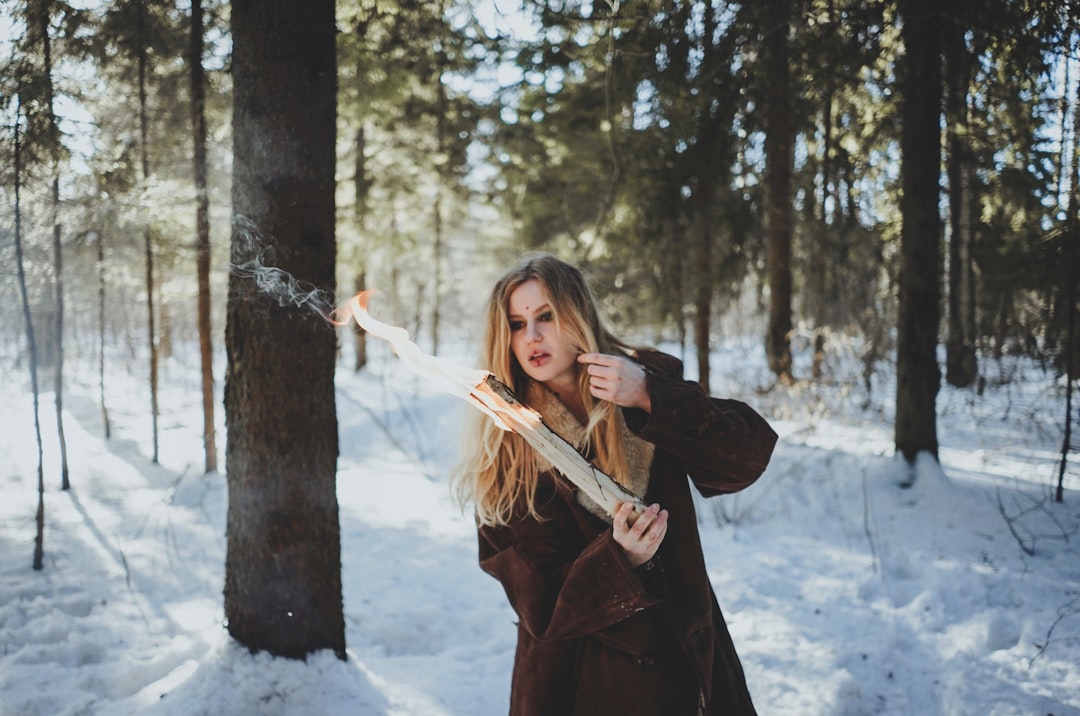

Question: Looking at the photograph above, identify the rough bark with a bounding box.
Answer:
[225,0,345,660]
[895,0,943,464]
[190,0,217,473]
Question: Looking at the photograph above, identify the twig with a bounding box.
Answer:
[993,487,1074,557]
[862,466,879,573]
[1029,593,1080,667]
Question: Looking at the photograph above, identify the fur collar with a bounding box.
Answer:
[525,381,654,523]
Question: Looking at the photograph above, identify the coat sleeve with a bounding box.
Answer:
[624,353,778,496]
[478,476,664,642]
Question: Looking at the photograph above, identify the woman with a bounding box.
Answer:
[455,254,777,715]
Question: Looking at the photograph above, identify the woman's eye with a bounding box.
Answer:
[539,311,554,322]
[509,320,525,332]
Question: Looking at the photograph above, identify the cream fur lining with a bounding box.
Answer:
[525,382,654,523]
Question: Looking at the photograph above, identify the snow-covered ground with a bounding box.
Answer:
[1,334,1078,716]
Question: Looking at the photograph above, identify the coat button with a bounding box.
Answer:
[637,653,656,672]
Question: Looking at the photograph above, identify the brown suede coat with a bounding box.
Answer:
[478,351,778,716]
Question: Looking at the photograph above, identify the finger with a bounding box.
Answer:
[577,353,619,368]
[650,510,669,540]
[639,513,668,553]
[585,363,612,377]
[644,508,668,537]
[588,382,614,400]
[588,377,613,393]
[631,504,661,537]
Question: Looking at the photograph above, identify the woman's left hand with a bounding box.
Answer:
[613,501,667,568]
[578,353,651,412]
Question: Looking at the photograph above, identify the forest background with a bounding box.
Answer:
[1,0,1079,686]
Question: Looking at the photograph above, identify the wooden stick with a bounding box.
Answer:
[469,376,646,519]
[344,295,644,518]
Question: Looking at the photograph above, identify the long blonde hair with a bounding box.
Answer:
[454,254,639,526]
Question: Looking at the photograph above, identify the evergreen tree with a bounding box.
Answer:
[894,0,943,465]
[225,0,345,660]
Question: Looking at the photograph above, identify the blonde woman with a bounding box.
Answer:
[456,254,777,715]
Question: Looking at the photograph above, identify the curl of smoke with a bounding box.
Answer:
[229,215,339,322]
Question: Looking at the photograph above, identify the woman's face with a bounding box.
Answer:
[507,279,579,394]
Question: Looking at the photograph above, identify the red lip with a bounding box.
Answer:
[529,352,550,366]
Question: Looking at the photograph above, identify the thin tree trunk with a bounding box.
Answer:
[944,14,977,388]
[226,0,345,660]
[353,127,368,372]
[354,272,367,372]
[993,292,1009,362]
[431,0,447,356]
[1060,259,1075,504]
[97,231,111,439]
[895,0,943,464]
[52,196,68,489]
[14,96,47,570]
[763,0,794,384]
[37,0,70,489]
[1058,67,1080,503]
[694,219,712,395]
[1054,29,1071,207]
[190,0,217,473]
[137,0,160,464]
[431,191,442,354]
[812,0,835,381]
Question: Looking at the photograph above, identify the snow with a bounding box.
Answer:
[1,336,1079,716]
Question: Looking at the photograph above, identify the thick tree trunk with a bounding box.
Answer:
[943,15,977,388]
[895,0,943,464]
[190,0,217,473]
[226,0,345,660]
[763,0,794,384]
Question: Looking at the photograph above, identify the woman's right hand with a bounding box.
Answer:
[613,502,668,568]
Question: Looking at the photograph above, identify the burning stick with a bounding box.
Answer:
[344,292,647,519]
